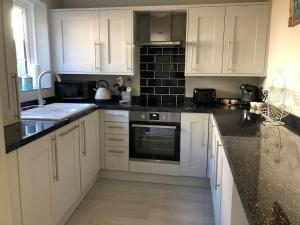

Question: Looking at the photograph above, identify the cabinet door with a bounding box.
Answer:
[52,122,80,224]
[80,111,100,191]
[219,149,234,225]
[51,11,100,73]
[186,7,225,75]
[180,113,209,177]
[212,142,223,225]
[0,0,20,126]
[104,146,129,171]
[17,135,55,225]
[99,10,133,74]
[222,5,269,75]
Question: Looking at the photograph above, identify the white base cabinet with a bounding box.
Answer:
[17,134,55,225]
[103,110,129,171]
[180,113,209,177]
[15,115,100,225]
[52,121,81,225]
[209,116,249,225]
[79,111,100,191]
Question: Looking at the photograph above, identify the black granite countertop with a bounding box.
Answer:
[214,109,300,225]
[5,100,300,225]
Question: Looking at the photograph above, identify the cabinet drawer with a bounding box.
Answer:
[104,110,128,122]
[104,146,129,171]
[105,122,128,135]
[105,134,129,147]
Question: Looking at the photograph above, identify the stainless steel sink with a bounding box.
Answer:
[21,103,95,121]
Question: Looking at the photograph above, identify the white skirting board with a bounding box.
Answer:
[129,160,180,176]
[99,170,210,187]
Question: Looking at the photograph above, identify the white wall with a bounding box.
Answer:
[19,0,58,102]
[264,0,300,117]
[57,0,268,8]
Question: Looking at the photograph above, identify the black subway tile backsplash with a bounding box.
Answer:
[162,79,178,86]
[148,95,162,106]
[148,63,162,71]
[141,55,155,63]
[148,79,162,86]
[140,45,185,107]
[141,87,154,94]
[140,71,154,78]
[140,63,147,70]
[170,72,185,79]
[155,87,170,94]
[140,79,147,86]
[155,71,169,78]
[148,48,163,54]
[156,55,171,63]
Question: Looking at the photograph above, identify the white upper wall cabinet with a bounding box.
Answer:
[0,0,20,126]
[51,9,133,75]
[222,5,269,75]
[186,6,225,75]
[99,10,133,74]
[51,11,100,73]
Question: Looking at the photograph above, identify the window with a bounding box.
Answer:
[12,0,51,92]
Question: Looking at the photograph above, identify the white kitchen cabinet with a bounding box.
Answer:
[99,10,133,74]
[79,111,100,192]
[51,10,100,73]
[180,113,209,177]
[0,0,20,126]
[186,6,225,75]
[210,116,249,225]
[103,110,129,171]
[51,9,133,75]
[222,4,269,75]
[52,121,81,224]
[104,146,129,171]
[17,134,55,225]
[211,136,223,225]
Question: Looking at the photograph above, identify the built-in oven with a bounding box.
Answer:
[129,111,181,162]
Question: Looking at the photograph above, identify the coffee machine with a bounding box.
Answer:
[240,84,260,105]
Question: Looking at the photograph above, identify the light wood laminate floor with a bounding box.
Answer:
[66,179,215,225]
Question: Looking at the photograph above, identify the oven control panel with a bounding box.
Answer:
[130,111,181,123]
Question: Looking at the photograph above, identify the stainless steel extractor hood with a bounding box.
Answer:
[141,12,183,46]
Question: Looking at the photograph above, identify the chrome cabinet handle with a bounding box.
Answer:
[107,126,125,129]
[81,121,87,156]
[126,42,132,71]
[52,137,59,181]
[108,150,124,154]
[110,114,127,118]
[131,124,177,129]
[108,138,123,142]
[11,73,20,118]
[59,125,79,137]
[95,42,101,71]
[215,141,222,189]
[226,40,234,71]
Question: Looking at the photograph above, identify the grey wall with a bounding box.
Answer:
[61,74,264,98]
[55,0,269,8]
[185,77,263,98]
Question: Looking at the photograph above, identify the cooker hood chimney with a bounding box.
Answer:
[143,12,183,46]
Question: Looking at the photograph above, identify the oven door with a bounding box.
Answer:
[130,122,180,161]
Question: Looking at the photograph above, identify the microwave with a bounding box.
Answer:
[55,81,96,101]
[193,88,216,105]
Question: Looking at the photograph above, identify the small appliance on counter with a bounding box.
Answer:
[55,81,96,101]
[193,88,216,105]
[240,84,260,105]
[95,80,112,102]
